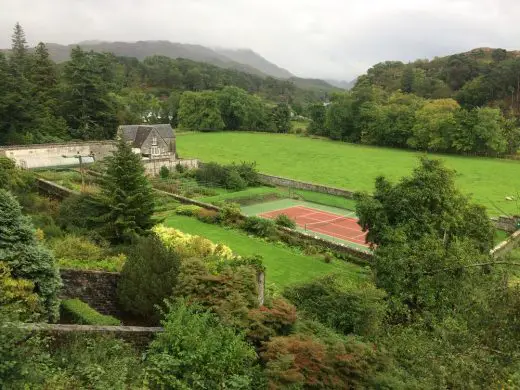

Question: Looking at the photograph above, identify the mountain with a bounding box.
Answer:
[18,40,340,92]
[214,48,293,79]
[326,79,356,90]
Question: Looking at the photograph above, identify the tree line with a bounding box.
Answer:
[308,85,520,156]
[0,23,311,145]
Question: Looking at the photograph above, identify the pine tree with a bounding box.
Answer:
[0,189,61,320]
[93,138,155,243]
[10,22,29,75]
[62,47,118,140]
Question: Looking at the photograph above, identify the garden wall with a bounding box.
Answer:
[154,189,222,211]
[36,178,79,200]
[60,269,121,317]
[25,324,162,350]
[143,157,199,176]
[492,215,520,233]
[0,141,116,169]
[257,173,356,199]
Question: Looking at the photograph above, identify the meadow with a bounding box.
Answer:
[178,132,520,215]
[164,214,367,287]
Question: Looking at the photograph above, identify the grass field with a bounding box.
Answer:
[164,214,367,287]
[178,132,520,215]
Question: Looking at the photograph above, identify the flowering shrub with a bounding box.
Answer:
[153,224,234,262]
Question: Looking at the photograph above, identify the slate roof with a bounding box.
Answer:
[119,124,175,147]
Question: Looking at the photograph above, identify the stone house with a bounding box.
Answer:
[118,124,176,158]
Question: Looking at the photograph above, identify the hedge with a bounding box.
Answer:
[61,299,121,326]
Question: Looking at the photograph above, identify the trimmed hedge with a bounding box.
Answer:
[61,299,121,326]
[175,204,203,216]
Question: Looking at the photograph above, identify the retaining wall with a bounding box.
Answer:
[24,323,162,350]
[154,189,222,211]
[36,178,79,200]
[60,269,121,317]
[492,216,520,233]
[491,229,520,258]
[143,158,199,176]
[257,173,356,199]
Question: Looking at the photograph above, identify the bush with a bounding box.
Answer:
[195,162,229,187]
[49,234,105,262]
[196,208,220,224]
[61,299,120,325]
[246,298,297,344]
[175,163,186,174]
[242,216,277,238]
[56,194,103,231]
[218,202,243,225]
[175,204,202,216]
[274,214,296,229]
[117,235,181,321]
[146,299,262,389]
[159,165,170,179]
[233,161,260,186]
[224,169,247,191]
[283,275,387,337]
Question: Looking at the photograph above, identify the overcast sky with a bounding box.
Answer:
[1,0,520,80]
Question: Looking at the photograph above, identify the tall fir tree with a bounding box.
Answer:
[0,189,61,320]
[93,138,155,243]
[62,47,118,140]
[10,22,29,75]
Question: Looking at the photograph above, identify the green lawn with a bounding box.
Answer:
[178,132,520,215]
[163,214,367,287]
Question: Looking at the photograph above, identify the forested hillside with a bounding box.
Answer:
[0,24,326,145]
[306,48,520,156]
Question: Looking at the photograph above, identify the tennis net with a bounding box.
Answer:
[304,215,352,231]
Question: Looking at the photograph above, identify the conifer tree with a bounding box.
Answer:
[0,189,61,320]
[93,138,155,243]
[10,22,29,75]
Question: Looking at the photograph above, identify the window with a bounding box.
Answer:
[151,146,160,156]
[152,136,157,146]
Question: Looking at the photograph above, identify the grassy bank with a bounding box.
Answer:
[178,132,520,215]
[164,214,367,287]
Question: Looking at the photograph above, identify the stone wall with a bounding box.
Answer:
[258,173,356,199]
[25,323,162,350]
[492,215,520,233]
[36,178,79,200]
[143,158,199,176]
[60,269,121,316]
[154,189,222,211]
[0,141,116,169]
[491,229,520,258]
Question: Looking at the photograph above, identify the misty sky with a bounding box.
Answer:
[1,0,520,80]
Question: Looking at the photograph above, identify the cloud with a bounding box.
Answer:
[1,0,520,80]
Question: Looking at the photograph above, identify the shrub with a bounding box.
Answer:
[195,162,229,187]
[196,208,220,224]
[146,299,262,389]
[117,235,181,321]
[225,169,247,191]
[61,299,120,325]
[232,161,259,186]
[175,163,186,174]
[283,275,387,337]
[56,193,103,231]
[218,202,243,225]
[175,204,202,216]
[57,254,126,272]
[246,298,297,344]
[274,214,296,229]
[159,165,170,179]
[0,189,61,321]
[242,216,277,238]
[49,234,105,262]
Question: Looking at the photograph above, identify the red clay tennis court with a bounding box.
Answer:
[259,205,369,247]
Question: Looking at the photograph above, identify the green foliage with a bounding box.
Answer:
[118,234,180,320]
[159,165,170,179]
[218,202,243,225]
[196,208,220,224]
[175,204,203,216]
[92,138,156,243]
[146,299,262,389]
[49,234,105,262]
[0,189,61,321]
[274,214,296,229]
[56,193,104,233]
[195,161,259,190]
[308,103,327,135]
[242,216,277,238]
[0,262,41,319]
[271,102,291,133]
[61,299,121,325]
[284,275,387,336]
[178,90,225,131]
